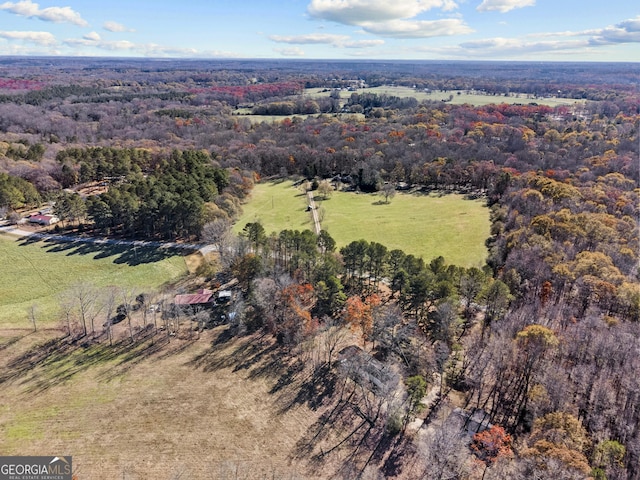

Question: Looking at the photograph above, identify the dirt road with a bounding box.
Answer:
[306,191,321,234]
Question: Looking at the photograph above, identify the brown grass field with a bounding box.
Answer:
[0,327,337,479]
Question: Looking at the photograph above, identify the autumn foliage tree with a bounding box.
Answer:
[470,425,513,479]
[471,425,513,465]
[522,412,592,477]
[344,294,381,344]
[256,281,317,346]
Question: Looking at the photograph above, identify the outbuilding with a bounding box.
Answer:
[28,214,59,226]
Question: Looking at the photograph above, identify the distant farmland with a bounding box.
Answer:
[231,86,581,125]
[304,85,583,107]
[236,181,490,267]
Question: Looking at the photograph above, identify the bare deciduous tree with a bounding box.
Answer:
[417,422,472,480]
[28,303,37,332]
[67,282,102,337]
[102,286,118,346]
[201,217,232,255]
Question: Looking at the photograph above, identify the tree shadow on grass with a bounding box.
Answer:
[16,236,183,266]
[0,326,191,395]
[189,328,323,409]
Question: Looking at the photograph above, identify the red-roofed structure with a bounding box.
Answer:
[174,289,214,306]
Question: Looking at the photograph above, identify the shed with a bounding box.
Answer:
[174,288,214,306]
[28,214,59,226]
[217,290,232,303]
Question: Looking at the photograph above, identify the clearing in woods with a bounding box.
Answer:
[303,85,583,107]
[236,181,490,267]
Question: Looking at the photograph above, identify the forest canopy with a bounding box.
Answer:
[0,58,639,479]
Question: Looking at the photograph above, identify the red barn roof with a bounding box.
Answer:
[174,289,214,305]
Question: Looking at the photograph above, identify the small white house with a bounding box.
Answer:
[28,214,59,226]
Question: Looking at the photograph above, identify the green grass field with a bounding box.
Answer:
[231,112,364,124]
[233,179,314,235]
[232,87,581,125]
[0,233,187,327]
[236,181,490,267]
[304,85,582,107]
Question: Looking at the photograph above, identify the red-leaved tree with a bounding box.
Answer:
[470,425,513,479]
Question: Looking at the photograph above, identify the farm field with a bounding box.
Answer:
[0,327,323,479]
[236,181,490,267]
[229,87,581,125]
[233,179,313,235]
[304,85,583,107]
[318,190,489,267]
[0,233,188,328]
[230,111,364,124]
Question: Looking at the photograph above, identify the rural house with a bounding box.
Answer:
[28,214,59,226]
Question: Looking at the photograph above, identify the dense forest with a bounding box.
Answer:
[0,58,639,479]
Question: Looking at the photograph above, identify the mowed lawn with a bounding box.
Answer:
[0,234,187,327]
[237,181,490,267]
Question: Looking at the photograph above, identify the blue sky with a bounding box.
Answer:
[0,0,638,61]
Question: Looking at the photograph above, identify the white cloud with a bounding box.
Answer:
[274,46,305,56]
[476,0,535,13]
[588,15,640,45]
[0,43,58,54]
[308,0,457,25]
[306,0,467,40]
[361,18,472,37]
[64,35,136,51]
[0,0,88,26]
[270,33,385,48]
[459,37,587,53]
[103,21,135,33]
[82,31,100,41]
[0,29,56,45]
[421,37,596,60]
[520,16,640,46]
[61,34,238,58]
[342,39,385,47]
[140,43,199,56]
[435,15,640,59]
[269,33,350,45]
[617,16,640,32]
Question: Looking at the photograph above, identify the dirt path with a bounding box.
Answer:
[307,191,321,234]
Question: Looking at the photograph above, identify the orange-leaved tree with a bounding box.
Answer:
[275,283,316,345]
[344,294,381,344]
[470,425,513,479]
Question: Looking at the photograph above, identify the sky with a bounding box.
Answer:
[0,0,638,61]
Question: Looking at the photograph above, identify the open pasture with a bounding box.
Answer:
[0,327,322,479]
[304,85,582,107]
[236,181,490,267]
[317,190,489,267]
[233,179,313,235]
[0,234,187,327]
